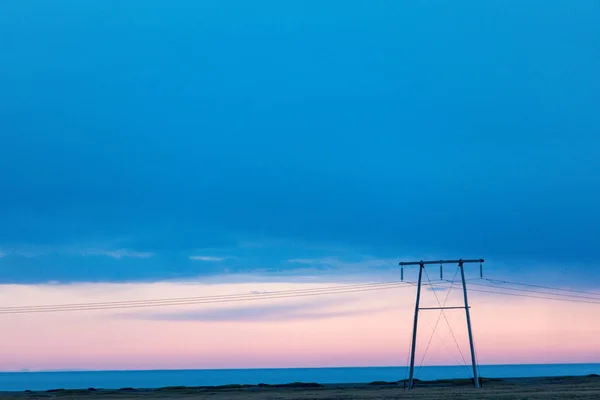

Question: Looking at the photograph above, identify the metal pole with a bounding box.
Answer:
[407,262,424,390]
[459,261,480,388]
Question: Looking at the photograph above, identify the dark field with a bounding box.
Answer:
[1,375,599,400]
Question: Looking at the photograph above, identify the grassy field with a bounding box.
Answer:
[1,375,599,400]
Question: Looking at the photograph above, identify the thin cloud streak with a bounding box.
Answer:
[189,256,225,262]
[287,256,400,272]
[130,300,391,323]
[0,244,153,259]
[80,249,154,259]
[426,287,448,292]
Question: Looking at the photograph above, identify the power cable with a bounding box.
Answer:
[429,282,600,305]
[3,276,599,315]
[0,282,413,315]
[414,268,442,378]
[415,267,470,379]
[424,267,469,373]
[442,279,600,301]
[484,279,600,299]
[0,280,406,311]
[472,281,600,301]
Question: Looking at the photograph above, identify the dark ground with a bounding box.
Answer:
[1,375,599,400]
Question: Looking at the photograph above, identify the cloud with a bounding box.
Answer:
[0,245,48,258]
[133,301,389,323]
[426,286,448,292]
[287,256,398,272]
[79,249,154,259]
[287,258,321,265]
[189,256,225,262]
[0,244,153,260]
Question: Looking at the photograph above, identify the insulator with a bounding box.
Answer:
[401,267,404,281]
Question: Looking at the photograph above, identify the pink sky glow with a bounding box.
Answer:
[0,279,598,371]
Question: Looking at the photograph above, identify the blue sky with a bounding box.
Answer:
[1,1,599,285]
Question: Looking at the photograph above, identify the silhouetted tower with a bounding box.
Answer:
[399,259,483,390]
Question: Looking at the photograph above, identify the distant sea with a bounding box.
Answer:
[1,364,599,391]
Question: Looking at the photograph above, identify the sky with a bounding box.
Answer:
[0,0,599,371]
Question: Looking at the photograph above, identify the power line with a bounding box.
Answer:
[469,287,600,305]
[1,280,406,311]
[428,282,600,305]
[416,269,444,375]
[0,281,413,315]
[439,279,600,302]
[484,278,600,298]
[416,266,469,379]
[434,267,469,369]
[472,281,600,301]
[2,276,599,315]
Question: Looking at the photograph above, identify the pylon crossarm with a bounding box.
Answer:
[399,259,484,266]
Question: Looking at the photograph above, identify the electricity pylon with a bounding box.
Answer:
[399,259,484,390]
